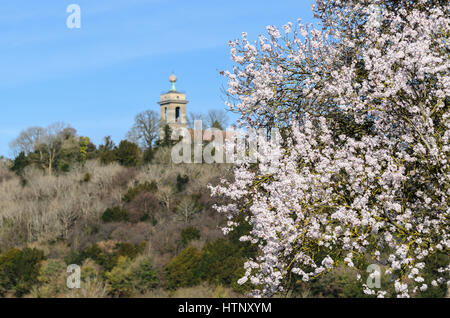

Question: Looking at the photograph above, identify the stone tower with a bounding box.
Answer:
[158,74,188,139]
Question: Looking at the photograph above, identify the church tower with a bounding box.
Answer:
[158,74,188,139]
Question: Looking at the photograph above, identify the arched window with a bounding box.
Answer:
[175,107,180,122]
[165,107,167,121]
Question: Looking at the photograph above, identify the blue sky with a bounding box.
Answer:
[0,0,315,157]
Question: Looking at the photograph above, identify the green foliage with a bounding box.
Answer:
[115,242,146,260]
[105,256,159,297]
[131,257,159,294]
[176,174,189,192]
[79,136,97,164]
[180,226,201,247]
[101,206,130,223]
[196,239,250,293]
[165,247,202,290]
[29,259,67,298]
[104,256,134,297]
[10,152,29,176]
[37,259,66,285]
[211,120,224,130]
[158,124,173,148]
[65,244,104,268]
[98,136,117,165]
[143,148,155,163]
[65,242,146,272]
[116,140,142,167]
[165,229,256,293]
[306,267,369,298]
[0,248,45,297]
[226,219,258,258]
[53,132,84,173]
[122,181,158,203]
[417,252,449,298]
[11,128,97,174]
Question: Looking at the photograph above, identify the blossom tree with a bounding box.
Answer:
[211,0,449,297]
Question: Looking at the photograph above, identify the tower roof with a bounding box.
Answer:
[159,74,188,105]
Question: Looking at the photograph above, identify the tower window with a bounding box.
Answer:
[175,107,180,122]
[165,107,167,121]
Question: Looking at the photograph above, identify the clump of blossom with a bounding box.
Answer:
[211,0,449,297]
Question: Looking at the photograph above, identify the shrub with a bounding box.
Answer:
[180,226,201,247]
[165,247,202,290]
[143,148,155,163]
[101,206,130,223]
[417,252,449,298]
[176,174,189,192]
[227,218,258,258]
[69,258,108,298]
[164,237,253,293]
[105,256,158,297]
[132,257,159,294]
[158,124,174,148]
[306,267,369,298]
[10,152,29,176]
[65,242,146,272]
[98,136,117,165]
[196,239,248,292]
[0,247,45,297]
[122,181,158,203]
[27,259,67,298]
[65,244,106,268]
[115,242,146,260]
[104,256,134,297]
[115,140,141,167]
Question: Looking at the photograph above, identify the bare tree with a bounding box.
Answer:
[187,112,204,129]
[127,110,159,150]
[206,109,229,130]
[157,185,175,212]
[9,126,45,156]
[175,196,200,224]
[9,122,76,175]
[39,123,75,176]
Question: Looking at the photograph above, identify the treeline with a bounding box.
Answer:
[9,123,173,178]
[8,108,230,177]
